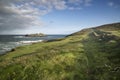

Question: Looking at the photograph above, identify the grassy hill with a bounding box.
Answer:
[0,23,120,80]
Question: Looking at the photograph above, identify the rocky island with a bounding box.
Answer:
[25,33,46,37]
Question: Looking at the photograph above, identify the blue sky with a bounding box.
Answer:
[0,0,120,34]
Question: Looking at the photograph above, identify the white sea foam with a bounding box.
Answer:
[19,40,43,44]
[0,42,21,54]
[0,46,12,54]
[14,36,25,38]
[2,47,11,51]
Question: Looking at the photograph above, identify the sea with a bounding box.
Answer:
[0,35,66,54]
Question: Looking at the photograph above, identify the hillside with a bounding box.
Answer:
[0,23,120,80]
[95,22,120,30]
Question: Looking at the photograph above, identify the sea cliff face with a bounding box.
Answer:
[0,23,120,80]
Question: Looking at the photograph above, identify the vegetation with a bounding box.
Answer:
[0,23,120,80]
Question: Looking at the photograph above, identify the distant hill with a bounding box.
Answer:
[0,23,120,80]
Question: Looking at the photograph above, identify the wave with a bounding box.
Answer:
[0,42,22,54]
[1,47,11,51]
[13,36,25,38]
[0,46,12,54]
[19,40,43,44]
[8,42,21,45]
[0,40,43,54]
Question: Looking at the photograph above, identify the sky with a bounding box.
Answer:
[0,0,120,34]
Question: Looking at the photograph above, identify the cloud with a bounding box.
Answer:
[108,2,114,7]
[0,0,92,34]
[108,0,120,8]
[84,0,92,6]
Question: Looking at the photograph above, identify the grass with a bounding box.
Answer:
[0,23,120,80]
[82,29,120,80]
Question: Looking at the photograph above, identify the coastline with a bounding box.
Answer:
[0,23,120,80]
[0,35,66,55]
[0,40,43,55]
[1,37,65,57]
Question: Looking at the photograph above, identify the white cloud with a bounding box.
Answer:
[0,0,93,34]
[68,7,82,10]
[108,0,120,8]
[108,2,114,7]
[85,0,92,6]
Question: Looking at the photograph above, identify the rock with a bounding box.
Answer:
[11,49,15,52]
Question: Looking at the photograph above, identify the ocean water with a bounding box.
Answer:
[0,35,66,54]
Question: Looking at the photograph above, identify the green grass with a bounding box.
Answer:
[82,29,120,80]
[0,23,120,80]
